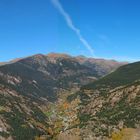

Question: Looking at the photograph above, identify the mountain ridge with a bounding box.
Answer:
[0,53,129,140]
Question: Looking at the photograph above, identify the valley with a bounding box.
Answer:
[0,53,139,140]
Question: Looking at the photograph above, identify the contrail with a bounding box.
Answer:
[51,0,94,56]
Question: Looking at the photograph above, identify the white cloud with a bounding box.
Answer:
[51,0,94,56]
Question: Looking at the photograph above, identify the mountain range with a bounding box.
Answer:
[1,53,140,140]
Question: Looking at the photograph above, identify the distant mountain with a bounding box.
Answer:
[0,53,125,101]
[0,58,22,66]
[49,53,127,77]
[0,53,126,140]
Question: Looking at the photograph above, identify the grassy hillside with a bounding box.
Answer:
[83,61,140,89]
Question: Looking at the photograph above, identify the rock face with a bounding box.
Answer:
[0,53,127,140]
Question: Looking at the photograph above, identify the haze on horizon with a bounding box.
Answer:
[0,0,140,62]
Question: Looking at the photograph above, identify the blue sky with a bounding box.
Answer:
[0,0,140,62]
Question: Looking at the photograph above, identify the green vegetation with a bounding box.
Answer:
[83,62,140,90]
[0,132,9,138]
[2,108,46,140]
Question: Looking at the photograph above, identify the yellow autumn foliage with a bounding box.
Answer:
[63,102,69,109]
[111,128,136,140]
[47,127,54,135]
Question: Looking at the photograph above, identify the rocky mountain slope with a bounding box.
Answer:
[0,86,50,140]
[74,62,140,140]
[0,53,125,140]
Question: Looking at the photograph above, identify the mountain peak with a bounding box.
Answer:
[47,53,72,59]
